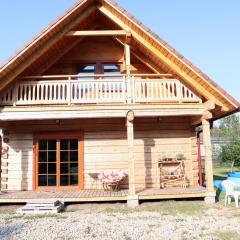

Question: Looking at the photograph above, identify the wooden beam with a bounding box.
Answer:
[98,6,231,111]
[139,192,207,200]
[202,118,214,192]
[203,100,215,111]
[191,110,213,126]
[0,104,206,121]
[124,40,132,103]
[125,44,131,69]
[66,30,128,37]
[202,110,213,120]
[191,101,215,125]
[126,111,136,196]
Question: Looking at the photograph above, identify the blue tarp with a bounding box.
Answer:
[213,172,240,191]
[214,180,224,191]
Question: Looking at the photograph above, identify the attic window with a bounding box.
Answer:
[77,65,95,76]
[103,64,120,74]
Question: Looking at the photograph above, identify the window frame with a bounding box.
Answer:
[74,62,123,76]
[33,131,84,191]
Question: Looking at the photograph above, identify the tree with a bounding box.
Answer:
[219,140,240,170]
[211,114,240,139]
[212,114,240,169]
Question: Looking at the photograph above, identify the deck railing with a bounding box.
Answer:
[0,74,201,106]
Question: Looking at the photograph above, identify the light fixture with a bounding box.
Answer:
[157,117,162,122]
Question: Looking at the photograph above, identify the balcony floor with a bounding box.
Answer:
[0,187,206,203]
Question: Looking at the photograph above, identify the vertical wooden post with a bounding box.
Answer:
[125,44,132,104]
[125,43,131,75]
[126,111,136,195]
[202,118,214,192]
[13,82,18,106]
[125,33,132,104]
[67,77,71,105]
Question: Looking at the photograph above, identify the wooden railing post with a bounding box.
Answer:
[122,76,126,103]
[67,77,71,105]
[177,81,182,103]
[126,75,132,104]
[13,83,18,106]
[202,116,215,203]
[131,75,135,104]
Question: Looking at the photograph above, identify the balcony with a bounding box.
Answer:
[0,74,201,106]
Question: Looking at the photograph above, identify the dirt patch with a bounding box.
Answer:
[0,204,23,214]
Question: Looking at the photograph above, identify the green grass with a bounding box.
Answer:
[213,164,240,180]
[104,201,207,216]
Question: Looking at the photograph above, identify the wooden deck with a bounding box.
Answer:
[0,187,207,203]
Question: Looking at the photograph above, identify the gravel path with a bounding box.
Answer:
[0,202,240,240]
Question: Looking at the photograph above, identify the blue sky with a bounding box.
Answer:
[0,0,239,101]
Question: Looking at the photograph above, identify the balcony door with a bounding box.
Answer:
[33,132,83,190]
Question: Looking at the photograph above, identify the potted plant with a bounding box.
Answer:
[176,153,185,161]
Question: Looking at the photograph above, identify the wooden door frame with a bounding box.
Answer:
[33,131,84,191]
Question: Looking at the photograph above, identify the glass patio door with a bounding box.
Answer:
[34,133,83,190]
[38,139,57,187]
[59,139,79,187]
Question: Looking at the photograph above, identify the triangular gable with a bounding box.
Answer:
[100,1,239,112]
[0,0,239,119]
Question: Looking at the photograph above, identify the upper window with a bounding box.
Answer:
[103,64,120,75]
[77,65,95,78]
[76,64,121,77]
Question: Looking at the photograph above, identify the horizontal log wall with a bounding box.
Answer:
[84,130,194,189]
[3,117,198,191]
[3,134,33,191]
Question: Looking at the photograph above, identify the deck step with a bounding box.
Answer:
[26,200,60,207]
[17,200,64,214]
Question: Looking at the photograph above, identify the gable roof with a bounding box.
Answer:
[0,0,239,119]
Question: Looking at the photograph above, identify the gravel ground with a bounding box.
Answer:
[0,201,240,240]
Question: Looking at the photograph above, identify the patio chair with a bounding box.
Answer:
[221,180,240,208]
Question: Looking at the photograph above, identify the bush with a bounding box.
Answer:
[219,140,240,167]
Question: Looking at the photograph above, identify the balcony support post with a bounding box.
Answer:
[202,115,215,204]
[126,110,139,207]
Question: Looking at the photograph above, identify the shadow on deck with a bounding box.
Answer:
[0,187,207,203]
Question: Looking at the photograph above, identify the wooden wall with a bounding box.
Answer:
[2,117,199,191]
[2,134,33,191]
[44,37,153,75]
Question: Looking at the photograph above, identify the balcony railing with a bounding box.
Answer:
[0,74,201,106]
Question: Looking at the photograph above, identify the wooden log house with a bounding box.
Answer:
[0,0,239,206]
